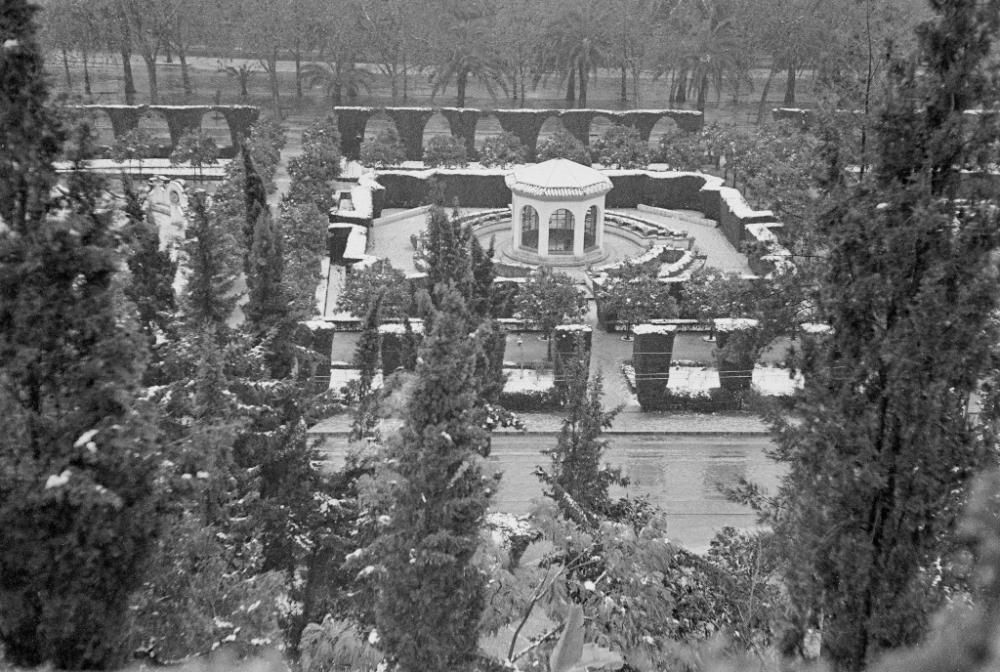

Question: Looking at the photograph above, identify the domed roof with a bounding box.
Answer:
[505,158,613,200]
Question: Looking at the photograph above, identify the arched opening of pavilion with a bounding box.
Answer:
[504,158,612,263]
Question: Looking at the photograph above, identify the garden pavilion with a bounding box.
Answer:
[505,158,613,262]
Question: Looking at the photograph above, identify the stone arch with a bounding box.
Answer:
[201,109,234,157]
[584,205,599,251]
[648,116,681,152]
[494,110,550,157]
[548,208,575,254]
[138,110,173,157]
[363,111,399,142]
[85,109,117,148]
[474,114,503,151]
[385,108,435,161]
[421,111,453,149]
[521,204,539,251]
[537,115,567,144]
[588,115,615,147]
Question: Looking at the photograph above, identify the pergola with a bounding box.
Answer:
[505,159,613,259]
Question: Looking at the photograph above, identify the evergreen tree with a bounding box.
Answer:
[536,357,624,522]
[122,178,177,342]
[0,1,63,232]
[244,208,289,332]
[242,141,270,273]
[180,190,240,330]
[767,2,1000,669]
[374,289,496,672]
[0,4,162,666]
[350,296,383,443]
[423,204,473,299]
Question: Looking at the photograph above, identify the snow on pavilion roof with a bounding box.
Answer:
[505,159,613,200]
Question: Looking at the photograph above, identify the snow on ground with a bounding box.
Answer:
[503,369,556,393]
[623,364,802,397]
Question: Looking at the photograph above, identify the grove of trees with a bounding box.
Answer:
[35,0,927,111]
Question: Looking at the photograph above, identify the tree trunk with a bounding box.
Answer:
[402,53,408,102]
[268,49,280,115]
[697,73,709,111]
[578,61,588,107]
[333,59,343,105]
[566,67,576,105]
[143,54,159,104]
[82,48,92,96]
[294,43,303,99]
[784,63,797,105]
[620,64,627,103]
[178,46,192,96]
[457,69,468,108]
[756,65,778,124]
[164,41,172,63]
[62,49,72,89]
[675,67,688,103]
[121,48,136,104]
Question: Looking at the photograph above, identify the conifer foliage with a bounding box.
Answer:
[374,289,497,672]
[769,2,1000,669]
[0,3,162,667]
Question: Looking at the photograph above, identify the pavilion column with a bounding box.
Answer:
[538,205,551,257]
[512,198,522,249]
[597,206,605,249]
[573,205,585,256]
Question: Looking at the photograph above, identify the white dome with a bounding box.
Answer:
[505,159,613,200]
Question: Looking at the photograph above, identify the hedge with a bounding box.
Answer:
[77,105,260,154]
[498,387,562,412]
[633,327,676,411]
[332,107,704,160]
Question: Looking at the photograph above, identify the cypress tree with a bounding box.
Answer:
[242,141,269,273]
[769,2,1000,669]
[536,355,624,522]
[180,190,240,330]
[244,208,289,332]
[351,295,383,443]
[374,289,496,672]
[0,3,162,666]
[0,0,63,232]
[122,178,177,341]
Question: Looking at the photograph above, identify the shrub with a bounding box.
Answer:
[109,127,155,163]
[536,129,590,165]
[478,131,527,167]
[593,124,649,169]
[423,134,469,168]
[360,128,406,168]
[656,131,707,170]
[169,130,219,181]
[288,115,343,212]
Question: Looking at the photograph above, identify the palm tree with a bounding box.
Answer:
[537,0,613,107]
[426,1,505,107]
[301,61,374,104]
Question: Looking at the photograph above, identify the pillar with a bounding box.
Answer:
[573,204,585,256]
[538,204,551,257]
[714,318,760,392]
[633,324,677,411]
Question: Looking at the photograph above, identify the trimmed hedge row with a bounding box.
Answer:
[498,388,562,412]
[77,105,260,152]
[334,107,704,161]
[377,171,513,208]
